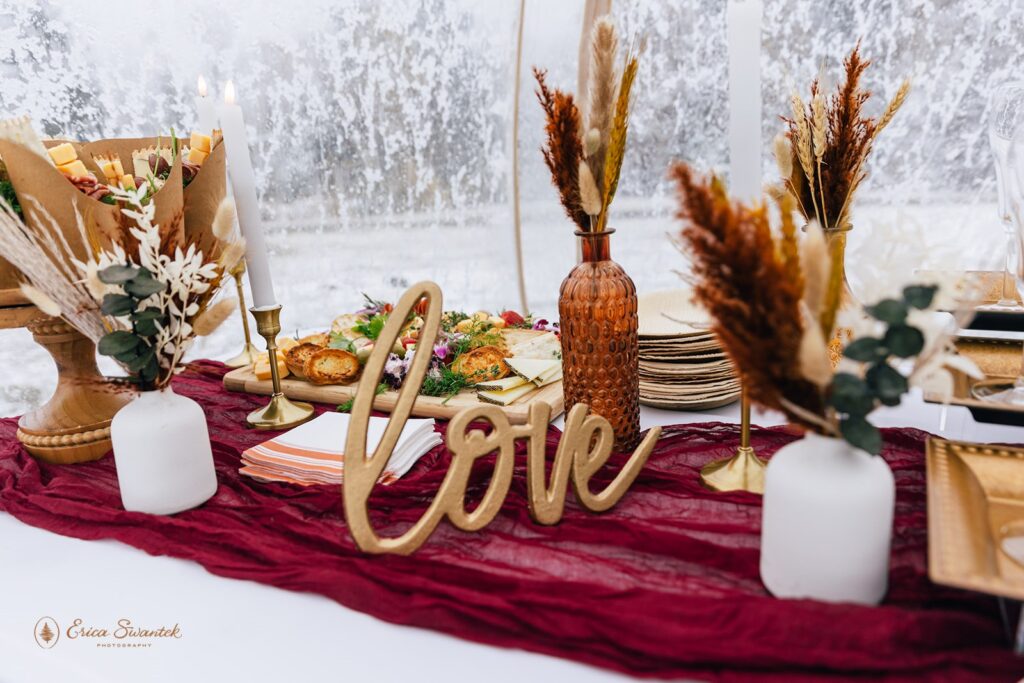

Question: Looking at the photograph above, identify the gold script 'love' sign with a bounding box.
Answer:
[343,282,661,555]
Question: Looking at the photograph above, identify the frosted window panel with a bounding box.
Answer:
[0,0,520,416]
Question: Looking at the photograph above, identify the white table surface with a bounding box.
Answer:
[3,389,1023,683]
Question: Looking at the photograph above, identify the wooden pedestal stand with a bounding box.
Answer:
[10,314,132,464]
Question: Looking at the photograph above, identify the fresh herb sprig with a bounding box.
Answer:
[830,284,938,454]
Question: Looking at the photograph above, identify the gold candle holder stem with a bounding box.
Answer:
[224,263,260,368]
[246,304,315,430]
[700,386,767,494]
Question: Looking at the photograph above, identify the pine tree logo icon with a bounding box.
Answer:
[34,617,59,649]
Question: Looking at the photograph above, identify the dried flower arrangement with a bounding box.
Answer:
[0,187,243,390]
[534,17,641,232]
[673,164,979,453]
[774,44,910,234]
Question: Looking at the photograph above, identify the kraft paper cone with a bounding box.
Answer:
[0,138,185,255]
[81,135,224,256]
[183,139,225,255]
[78,136,185,247]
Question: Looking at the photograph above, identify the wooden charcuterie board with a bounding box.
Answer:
[222,366,564,424]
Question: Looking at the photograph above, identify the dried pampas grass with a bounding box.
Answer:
[598,43,640,230]
[219,238,247,273]
[211,198,237,242]
[583,16,619,190]
[534,67,588,230]
[578,161,602,217]
[781,43,910,232]
[673,163,827,431]
[19,283,61,317]
[193,297,236,336]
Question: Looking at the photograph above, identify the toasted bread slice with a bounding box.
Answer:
[297,332,330,347]
[451,345,509,383]
[284,342,322,378]
[305,348,360,385]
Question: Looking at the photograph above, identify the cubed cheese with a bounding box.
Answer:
[97,160,116,181]
[187,147,209,165]
[56,160,89,178]
[253,353,289,381]
[47,142,77,166]
[190,131,211,153]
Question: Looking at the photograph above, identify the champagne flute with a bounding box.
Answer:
[988,82,1024,308]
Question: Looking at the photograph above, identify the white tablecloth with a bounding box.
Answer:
[3,391,1022,683]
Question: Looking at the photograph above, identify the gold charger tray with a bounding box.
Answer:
[927,437,1024,600]
[923,337,1024,426]
[222,366,564,425]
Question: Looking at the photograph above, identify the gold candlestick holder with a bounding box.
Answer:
[223,262,260,368]
[247,304,315,430]
[700,386,766,494]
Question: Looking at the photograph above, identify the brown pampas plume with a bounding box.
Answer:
[584,16,619,191]
[193,297,237,336]
[534,67,588,230]
[673,163,828,431]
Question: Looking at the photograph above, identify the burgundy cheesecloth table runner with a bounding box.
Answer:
[0,360,1021,682]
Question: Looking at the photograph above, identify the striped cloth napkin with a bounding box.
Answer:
[240,412,441,486]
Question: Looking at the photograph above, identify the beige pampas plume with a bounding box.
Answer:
[219,238,247,272]
[584,17,619,187]
[800,220,829,317]
[20,282,61,317]
[584,127,600,156]
[773,133,792,180]
[798,308,833,388]
[193,297,237,336]
[578,161,602,216]
[211,198,237,242]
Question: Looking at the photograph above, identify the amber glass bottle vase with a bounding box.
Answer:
[558,229,640,451]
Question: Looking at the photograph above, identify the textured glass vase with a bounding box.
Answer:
[558,229,640,451]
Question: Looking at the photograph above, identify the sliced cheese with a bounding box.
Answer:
[47,142,77,166]
[534,361,562,383]
[533,368,563,388]
[477,382,535,406]
[120,175,137,190]
[508,331,561,360]
[507,357,560,383]
[475,375,527,392]
[110,157,125,178]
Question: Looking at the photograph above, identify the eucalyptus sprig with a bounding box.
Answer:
[829,284,938,454]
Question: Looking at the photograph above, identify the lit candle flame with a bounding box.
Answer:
[224,80,236,105]
[197,74,208,98]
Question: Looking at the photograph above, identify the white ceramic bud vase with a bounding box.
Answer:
[760,432,895,605]
[110,387,217,515]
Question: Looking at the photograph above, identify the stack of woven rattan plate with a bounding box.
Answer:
[637,290,740,410]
